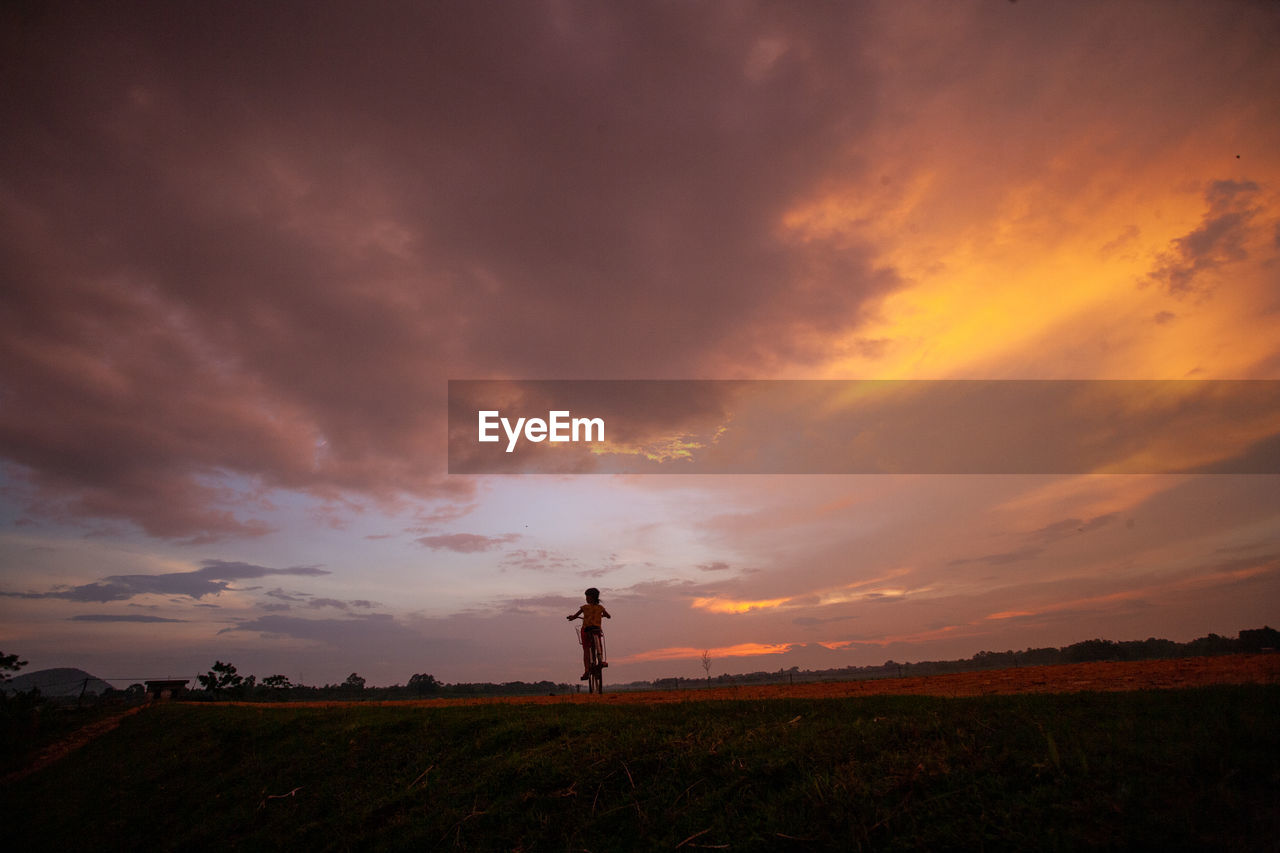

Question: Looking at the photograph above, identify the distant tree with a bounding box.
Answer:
[262,674,293,689]
[972,650,1017,669]
[1185,632,1236,657]
[125,683,146,698]
[701,650,712,686]
[1065,639,1118,663]
[343,672,366,691]
[197,660,244,694]
[408,673,440,696]
[1137,637,1180,659]
[1,651,28,684]
[1238,626,1280,652]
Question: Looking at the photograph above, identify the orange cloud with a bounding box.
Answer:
[779,55,1280,386]
[618,641,798,664]
[690,568,919,617]
[691,595,793,614]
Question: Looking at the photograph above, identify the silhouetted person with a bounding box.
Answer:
[567,587,611,680]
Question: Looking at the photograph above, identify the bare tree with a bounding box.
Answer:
[701,650,712,687]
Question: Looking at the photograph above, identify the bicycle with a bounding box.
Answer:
[575,624,607,694]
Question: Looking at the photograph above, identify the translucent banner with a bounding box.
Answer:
[447,380,1280,474]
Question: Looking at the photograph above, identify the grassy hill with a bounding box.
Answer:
[3,686,1278,851]
[2,667,112,698]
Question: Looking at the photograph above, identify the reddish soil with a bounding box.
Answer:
[2,705,143,785]
[224,653,1280,710]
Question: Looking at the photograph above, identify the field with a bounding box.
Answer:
[3,656,1278,851]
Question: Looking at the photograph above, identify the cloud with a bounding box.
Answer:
[579,553,626,578]
[404,502,480,534]
[951,513,1118,566]
[469,593,583,619]
[305,597,378,611]
[68,614,186,623]
[1,3,1277,688]
[619,641,799,664]
[697,561,733,572]
[692,595,792,614]
[1028,513,1117,542]
[218,612,423,650]
[949,547,1045,567]
[1147,180,1261,295]
[0,3,906,539]
[500,549,581,572]
[265,588,308,602]
[1,559,327,603]
[416,533,520,553]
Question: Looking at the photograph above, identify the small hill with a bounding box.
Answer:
[3,667,113,697]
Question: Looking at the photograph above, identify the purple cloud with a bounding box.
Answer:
[1,559,328,602]
[416,533,520,553]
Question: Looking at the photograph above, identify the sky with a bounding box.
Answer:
[1,0,1278,688]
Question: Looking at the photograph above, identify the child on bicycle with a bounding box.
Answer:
[567,587,611,680]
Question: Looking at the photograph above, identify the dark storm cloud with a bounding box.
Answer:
[0,1,899,539]
[0,559,327,602]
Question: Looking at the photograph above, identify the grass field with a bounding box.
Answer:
[4,685,1278,851]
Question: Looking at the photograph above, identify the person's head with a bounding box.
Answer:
[585,587,600,604]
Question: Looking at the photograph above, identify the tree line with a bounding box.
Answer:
[2,626,1275,705]
[649,626,1280,690]
[185,662,574,701]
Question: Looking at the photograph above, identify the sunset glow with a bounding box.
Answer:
[0,1,1276,687]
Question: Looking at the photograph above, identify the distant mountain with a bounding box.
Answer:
[3,667,113,697]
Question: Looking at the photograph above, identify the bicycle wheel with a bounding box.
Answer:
[589,634,604,694]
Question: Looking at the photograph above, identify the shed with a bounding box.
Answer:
[144,679,189,701]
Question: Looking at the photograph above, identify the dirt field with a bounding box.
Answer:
[231,653,1280,709]
[2,705,142,785]
[11,655,1275,782]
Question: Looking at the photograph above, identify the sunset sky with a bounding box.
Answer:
[2,1,1278,688]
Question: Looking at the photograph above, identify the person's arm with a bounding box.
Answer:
[603,608,611,619]
[566,606,583,621]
